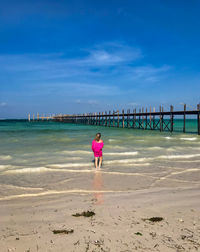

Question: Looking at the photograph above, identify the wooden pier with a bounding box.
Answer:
[29,104,200,135]
[28,113,53,122]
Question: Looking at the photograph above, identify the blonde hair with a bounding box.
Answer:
[95,133,101,141]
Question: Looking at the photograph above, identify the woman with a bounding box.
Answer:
[91,133,104,169]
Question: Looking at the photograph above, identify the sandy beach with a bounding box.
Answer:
[1,122,200,251]
[1,182,200,252]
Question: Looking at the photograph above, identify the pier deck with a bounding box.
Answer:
[29,104,200,135]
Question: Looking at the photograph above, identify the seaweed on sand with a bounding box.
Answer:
[53,229,74,234]
[135,232,143,236]
[72,211,95,217]
[143,217,164,222]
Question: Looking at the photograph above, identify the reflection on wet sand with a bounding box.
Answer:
[93,170,104,205]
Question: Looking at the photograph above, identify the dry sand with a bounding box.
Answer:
[0,184,200,252]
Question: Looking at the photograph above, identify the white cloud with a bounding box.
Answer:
[65,82,119,96]
[87,50,123,65]
[0,102,7,107]
[127,102,140,106]
[83,42,142,66]
[75,99,81,104]
[0,42,172,94]
[0,42,142,74]
[87,100,99,105]
[129,65,171,82]
[75,99,99,105]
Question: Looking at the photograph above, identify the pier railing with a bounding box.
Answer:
[29,104,200,135]
[52,104,200,135]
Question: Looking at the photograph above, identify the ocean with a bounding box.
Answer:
[0,120,200,201]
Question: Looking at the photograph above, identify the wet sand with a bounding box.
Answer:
[0,178,200,252]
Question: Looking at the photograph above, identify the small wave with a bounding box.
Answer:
[59,150,139,157]
[166,146,200,152]
[104,151,138,156]
[50,169,152,176]
[173,160,200,163]
[146,146,163,150]
[164,137,172,140]
[102,170,154,177]
[4,166,152,175]
[0,189,125,201]
[105,158,150,164]
[4,167,91,174]
[120,163,151,167]
[0,165,12,170]
[180,137,197,141]
[108,139,117,142]
[170,168,200,175]
[0,184,44,191]
[48,163,90,168]
[60,150,92,155]
[0,155,12,160]
[57,156,82,161]
[166,147,176,151]
[106,145,126,150]
[55,169,93,173]
[4,167,50,173]
[157,154,200,159]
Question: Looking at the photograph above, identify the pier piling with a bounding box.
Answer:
[198,104,200,135]
[170,105,174,133]
[117,110,119,128]
[183,104,186,133]
[122,110,125,128]
[37,103,200,135]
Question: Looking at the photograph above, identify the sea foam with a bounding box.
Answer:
[4,167,50,173]
[104,151,138,156]
[146,146,163,150]
[105,157,150,164]
[48,163,91,168]
[0,165,12,170]
[108,139,117,142]
[164,136,172,140]
[0,155,12,160]
[157,153,200,159]
[61,150,92,155]
[180,137,197,141]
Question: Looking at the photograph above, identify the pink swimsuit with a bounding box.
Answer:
[92,140,104,157]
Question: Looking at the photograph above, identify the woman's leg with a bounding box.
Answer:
[95,157,99,169]
[99,156,103,169]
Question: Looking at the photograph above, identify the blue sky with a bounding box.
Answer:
[0,0,200,118]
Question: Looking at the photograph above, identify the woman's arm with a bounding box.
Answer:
[91,140,95,151]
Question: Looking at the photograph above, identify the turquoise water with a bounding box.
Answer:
[0,120,200,200]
